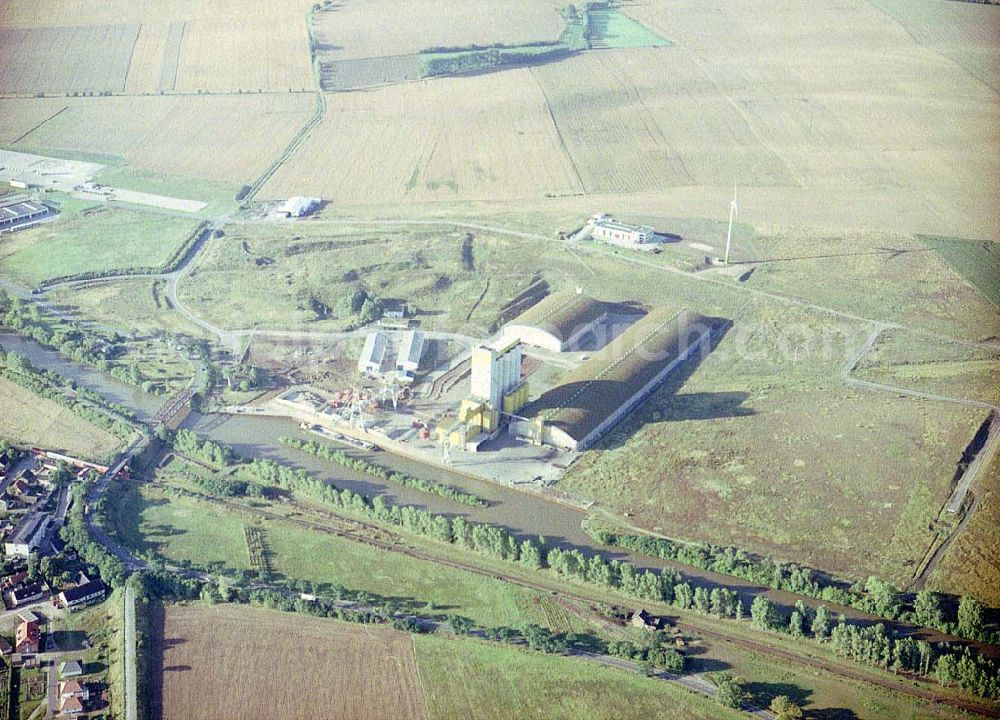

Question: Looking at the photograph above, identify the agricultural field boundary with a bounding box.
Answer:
[158,22,185,92]
[243,8,326,200]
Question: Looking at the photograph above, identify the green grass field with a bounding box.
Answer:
[111,469,567,630]
[917,235,1000,308]
[560,298,984,586]
[855,328,1000,406]
[94,164,236,217]
[699,623,976,720]
[48,278,212,337]
[589,8,672,48]
[930,455,1000,606]
[414,634,741,720]
[0,205,199,285]
[109,483,251,572]
[181,222,609,333]
[739,229,997,339]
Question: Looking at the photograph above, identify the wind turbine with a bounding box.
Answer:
[724,184,738,264]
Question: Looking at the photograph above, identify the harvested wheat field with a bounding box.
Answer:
[620,0,1000,239]
[172,18,313,93]
[0,0,313,28]
[156,604,428,720]
[2,93,315,184]
[0,24,139,94]
[262,68,583,202]
[0,377,122,461]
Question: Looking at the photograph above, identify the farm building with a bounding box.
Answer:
[270,196,321,219]
[509,308,716,451]
[4,512,52,557]
[0,196,55,234]
[589,214,656,248]
[500,291,609,353]
[395,330,424,380]
[630,608,669,631]
[357,332,388,375]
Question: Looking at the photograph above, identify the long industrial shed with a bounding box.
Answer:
[510,307,717,451]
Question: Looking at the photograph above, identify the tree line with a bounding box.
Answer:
[60,478,128,588]
[594,529,997,644]
[280,436,488,506]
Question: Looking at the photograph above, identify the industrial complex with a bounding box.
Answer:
[258,290,720,483]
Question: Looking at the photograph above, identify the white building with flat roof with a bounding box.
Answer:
[357,332,388,375]
[589,215,656,247]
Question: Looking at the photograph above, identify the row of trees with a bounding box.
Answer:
[0,289,125,370]
[60,479,128,588]
[594,530,995,644]
[0,349,136,438]
[173,429,232,468]
[606,636,685,673]
[281,436,487,506]
[828,622,1000,698]
[743,593,1000,699]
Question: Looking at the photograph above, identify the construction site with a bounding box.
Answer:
[258,291,720,485]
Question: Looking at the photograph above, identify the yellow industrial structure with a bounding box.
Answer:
[436,337,528,451]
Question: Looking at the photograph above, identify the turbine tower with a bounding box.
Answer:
[724,184,738,264]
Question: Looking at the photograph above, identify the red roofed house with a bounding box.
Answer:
[15,619,39,654]
[59,680,89,701]
[59,696,84,715]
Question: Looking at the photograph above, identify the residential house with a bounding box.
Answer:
[59,680,89,701]
[59,696,84,715]
[15,619,39,654]
[57,580,106,612]
[11,581,47,607]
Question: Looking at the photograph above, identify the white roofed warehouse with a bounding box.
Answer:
[588,215,657,249]
[357,331,388,375]
[270,196,321,219]
[395,330,424,379]
[0,196,55,234]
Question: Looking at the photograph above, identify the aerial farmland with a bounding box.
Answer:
[0,0,998,718]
